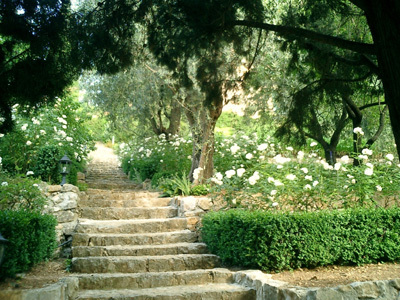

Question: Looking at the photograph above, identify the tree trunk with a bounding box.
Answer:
[149,99,182,138]
[184,93,223,184]
[165,101,182,136]
[365,1,400,159]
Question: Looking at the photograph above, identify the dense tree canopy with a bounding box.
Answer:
[0,0,138,133]
[0,0,78,132]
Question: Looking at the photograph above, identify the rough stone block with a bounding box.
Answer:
[350,281,380,298]
[181,196,197,212]
[306,288,345,300]
[55,192,78,210]
[55,210,77,223]
[61,184,79,193]
[335,284,358,299]
[197,197,213,210]
[77,172,85,181]
[47,185,62,193]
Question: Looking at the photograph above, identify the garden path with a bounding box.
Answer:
[70,143,256,299]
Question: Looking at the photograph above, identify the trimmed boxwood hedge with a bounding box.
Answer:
[0,210,57,280]
[201,208,400,272]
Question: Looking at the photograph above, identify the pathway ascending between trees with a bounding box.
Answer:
[71,143,255,299]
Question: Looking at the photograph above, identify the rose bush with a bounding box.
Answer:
[120,130,400,210]
[0,93,95,184]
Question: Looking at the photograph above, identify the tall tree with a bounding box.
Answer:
[135,1,264,183]
[225,0,400,158]
[125,0,399,157]
[0,0,78,132]
[81,61,182,140]
[0,0,139,133]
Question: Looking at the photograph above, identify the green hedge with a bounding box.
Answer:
[201,208,400,272]
[0,210,57,280]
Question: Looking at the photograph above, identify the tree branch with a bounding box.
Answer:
[365,105,388,147]
[359,101,386,111]
[330,107,349,148]
[231,20,376,55]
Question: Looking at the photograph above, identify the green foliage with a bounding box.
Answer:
[190,184,210,196]
[201,208,400,272]
[0,93,95,184]
[80,60,182,143]
[0,175,46,211]
[119,134,192,186]
[76,182,88,192]
[0,210,57,280]
[33,145,61,184]
[0,0,80,133]
[159,172,192,197]
[209,132,400,211]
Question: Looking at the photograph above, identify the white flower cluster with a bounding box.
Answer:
[353,127,364,135]
[193,167,203,180]
[211,172,223,185]
[248,171,260,185]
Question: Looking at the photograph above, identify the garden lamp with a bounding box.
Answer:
[59,154,72,186]
[0,232,8,267]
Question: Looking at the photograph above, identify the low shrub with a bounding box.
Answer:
[0,210,57,280]
[0,175,46,211]
[201,208,400,272]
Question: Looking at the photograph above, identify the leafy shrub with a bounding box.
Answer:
[33,145,61,184]
[159,172,192,197]
[190,184,210,196]
[0,95,95,181]
[0,175,46,211]
[201,208,400,272]
[119,134,192,186]
[0,210,57,279]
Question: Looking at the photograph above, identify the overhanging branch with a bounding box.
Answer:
[231,20,376,56]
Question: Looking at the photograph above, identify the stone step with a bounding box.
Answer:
[76,269,235,290]
[79,198,172,208]
[86,173,125,176]
[72,242,208,257]
[85,190,162,201]
[75,218,188,234]
[72,231,197,247]
[85,178,131,183]
[71,254,221,273]
[75,284,256,300]
[86,182,139,190]
[79,207,178,220]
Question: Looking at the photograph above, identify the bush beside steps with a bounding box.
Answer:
[201,207,400,272]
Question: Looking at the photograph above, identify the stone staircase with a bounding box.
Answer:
[70,144,256,299]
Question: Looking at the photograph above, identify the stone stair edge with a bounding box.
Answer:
[74,283,256,300]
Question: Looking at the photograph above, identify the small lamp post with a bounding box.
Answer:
[0,232,8,267]
[59,154,72,186]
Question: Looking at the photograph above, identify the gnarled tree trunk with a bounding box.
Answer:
[184,90,224,184]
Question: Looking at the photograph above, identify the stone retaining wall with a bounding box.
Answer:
[234,270,400,300]
[173,195,214,232]
[43,183,83,258]
[0,277,79,300]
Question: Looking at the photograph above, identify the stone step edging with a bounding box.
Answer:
[234,270,400,300]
